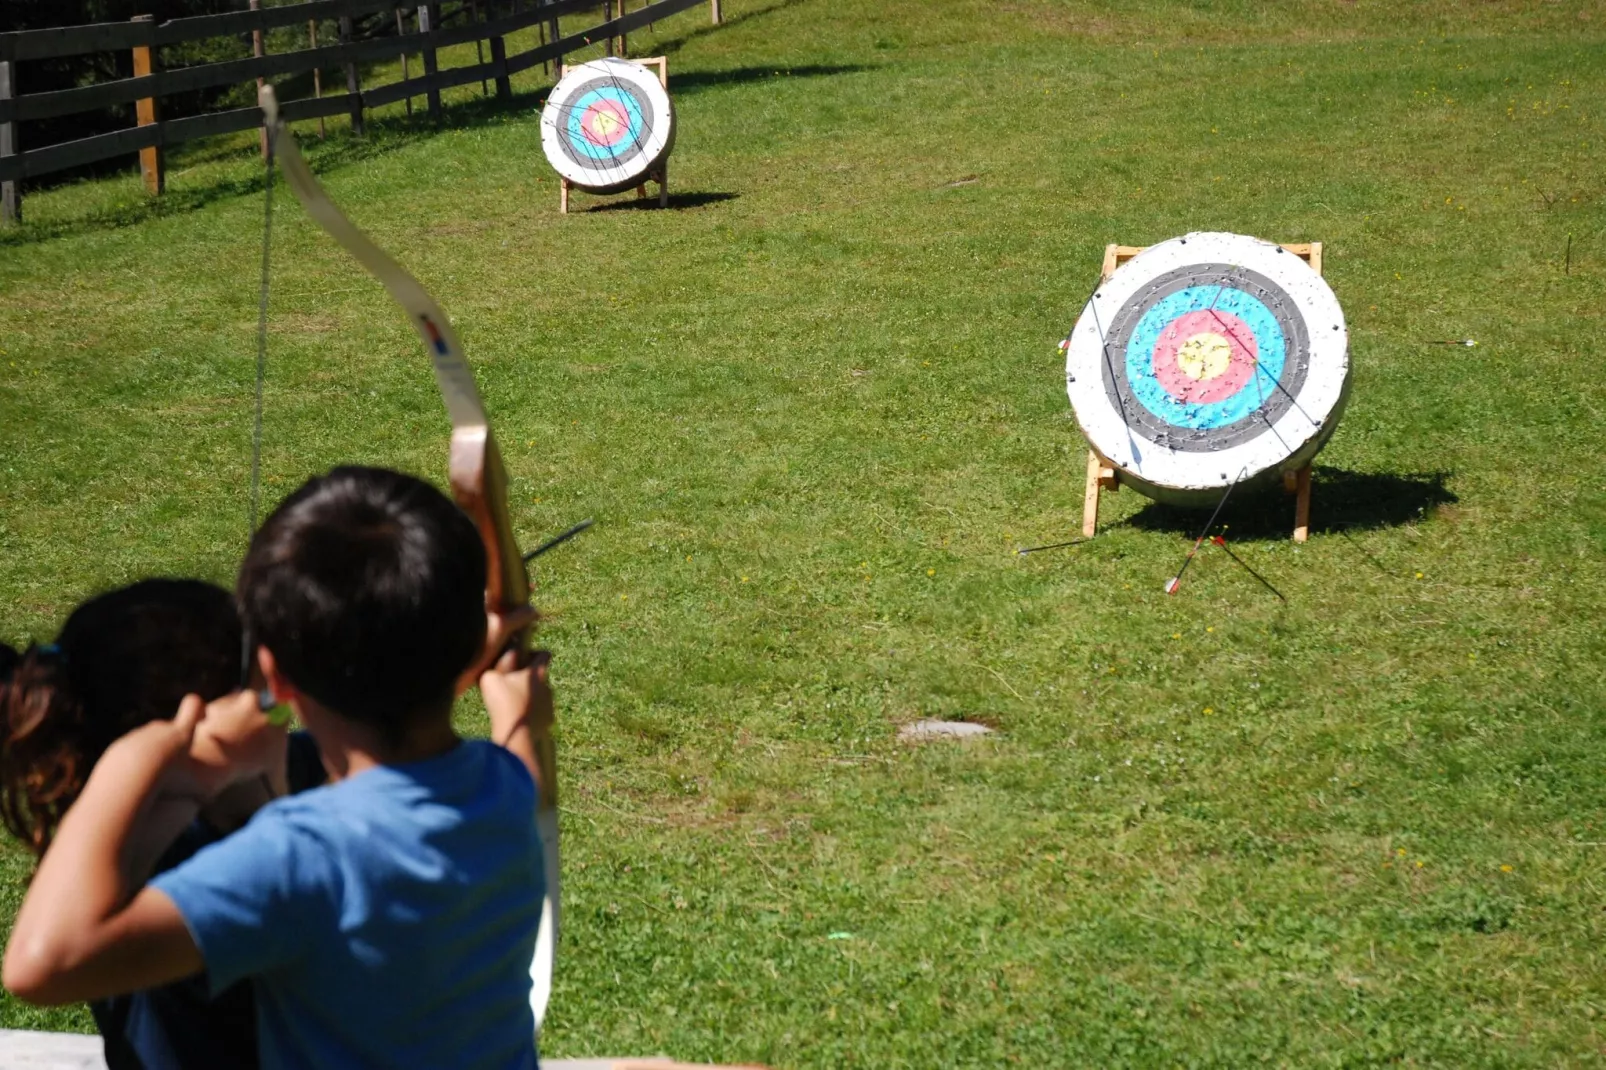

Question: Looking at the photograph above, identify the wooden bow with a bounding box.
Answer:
[257,86,560,1031]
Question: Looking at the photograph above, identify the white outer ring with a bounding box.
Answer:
[1065,232,1349,501]
[540,58,675,193]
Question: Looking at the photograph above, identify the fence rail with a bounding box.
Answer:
[0,0,718,223]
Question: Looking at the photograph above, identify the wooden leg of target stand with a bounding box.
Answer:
[657,160,668,207]
[1082,451,1103,537]
[1293,464,1311,543]
[560,177,570,214]
[1081,450,1117,537]
[1284,465,1311,543]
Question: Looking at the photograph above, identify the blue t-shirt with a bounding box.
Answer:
[152,740,543,1070]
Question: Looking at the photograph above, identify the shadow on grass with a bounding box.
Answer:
[0,172,271,249]
[581,190,739,212]
[1123,467,1457,542]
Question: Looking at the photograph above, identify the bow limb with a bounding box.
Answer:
[258,87,560,1032]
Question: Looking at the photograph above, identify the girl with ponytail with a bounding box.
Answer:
[0,578,318,1070]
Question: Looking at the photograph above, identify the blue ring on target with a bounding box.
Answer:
[564,87,646,162]
[1124,285,1286,430]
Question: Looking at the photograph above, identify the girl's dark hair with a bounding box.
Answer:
[237,466,486,739]
[0,579,242,859]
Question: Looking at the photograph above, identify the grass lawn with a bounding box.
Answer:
[3,0,1605,1064]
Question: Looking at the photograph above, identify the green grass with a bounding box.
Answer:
[3,0,1606,1064]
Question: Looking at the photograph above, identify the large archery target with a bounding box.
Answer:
[1065,232,1350,505]
[540,58,674,194]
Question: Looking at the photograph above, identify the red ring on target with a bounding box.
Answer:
[1150,309,1257,405]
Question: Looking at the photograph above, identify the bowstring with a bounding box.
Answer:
[251,141,274,548]
[247,131,279,803]
[243,130,275,692]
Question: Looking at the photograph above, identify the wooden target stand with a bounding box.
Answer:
[559,56,669,214]
[1081,240,1324,543]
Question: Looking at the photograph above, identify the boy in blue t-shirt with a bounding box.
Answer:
[4,466,550,1070]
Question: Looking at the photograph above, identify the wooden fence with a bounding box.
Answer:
[0,0,722,224]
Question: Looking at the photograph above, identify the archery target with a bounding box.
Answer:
[1065,232,1350,505]
[540,58,675,195]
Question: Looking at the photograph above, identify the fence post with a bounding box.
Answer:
[549,2,562,80]
[310,19,327,136]
[420,4,442,119]
[489,6,511,100]
[395,9,413,117]
[339,15,365,134]
[250,0,268,160]
[131,15,164,196]
[470,1,488,96]
[0,61,18,225]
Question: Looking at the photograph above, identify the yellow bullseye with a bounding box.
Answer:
[589,111,621,138]
[1176,332,1232,381]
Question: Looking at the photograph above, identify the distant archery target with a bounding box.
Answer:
[540,58,674,194]
[1065,233,1350,504]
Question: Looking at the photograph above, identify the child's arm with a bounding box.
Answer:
[3,692,276,1005]
[110,703,289,888]
[479,648,553,797]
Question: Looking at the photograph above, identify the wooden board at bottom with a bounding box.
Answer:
[0,1031,769,1070]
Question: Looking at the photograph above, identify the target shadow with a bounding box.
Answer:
[1122,467,1457,542]
[583,191,740,212]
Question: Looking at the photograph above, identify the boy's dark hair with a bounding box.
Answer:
[0,579,242,857]
[237,466,486,737]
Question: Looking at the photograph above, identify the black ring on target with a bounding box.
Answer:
[1101,264,1311,453]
